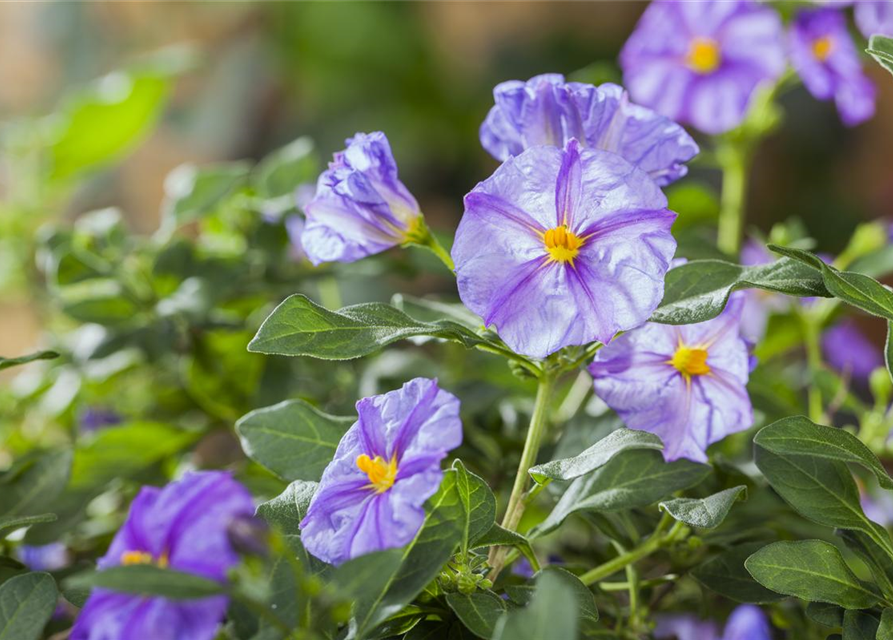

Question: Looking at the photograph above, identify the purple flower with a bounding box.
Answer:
[300,378,462,566]
[856,1,893,38]
[79,407,122,433]
[739,240,789,341]
[656,604,771,640]
[822,318,884,381]
[620,0,786,135]
[301,132,422,265]
[861,485,893,527]
[71,471,254,640]
[452,139,676,359]
[18,543,70,572]
[790,8,876,126]
[480,75,698,186]
[589,295,753,463]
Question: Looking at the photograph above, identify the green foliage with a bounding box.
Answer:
[492,571,579,640]
[0,573,58,640]
[868,35,893,77]
[0,352,59,372]
[65,565,223,600]
[659,485,747,529]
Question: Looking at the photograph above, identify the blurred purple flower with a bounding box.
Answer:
[300,378,462,566]
[71,471,254,640]
[480,75,698,186]
[620,0,786,135]
[301,132,422,265]
[453,139,676,359]
[790,8,876,126]
[656,604,771,640]
[855,1,893,38]
[79,407,121,433]
[861,485,893,527]
[739,240,789,341]
[589,295,753,463]
[18,543,70,572]
[821,318,884,381]
[285,215,306,261]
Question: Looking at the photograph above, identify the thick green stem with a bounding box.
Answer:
[488,371,556,577]
[405,217,454,272]
[801,312,825,423]
[716,143,750,257]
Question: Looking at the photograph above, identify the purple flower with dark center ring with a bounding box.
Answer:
[301,131,422,265]
[18,543,70,572]
[480,75,699,186]
[790,7,876,126]
[655,604,772,640]
[300,378,462,566]
[452,139,676,360]
[855,1,893,38]
[620,0,786,135]
[589,294,753,463]
[821,318,884,381]
[71,471,254,640]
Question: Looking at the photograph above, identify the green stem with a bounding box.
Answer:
[317,274,342,311]
[801,311,825,423]
[406,217,454,272]
[716,142,750,257]
[488,371,556,577]
[579,516,685,586]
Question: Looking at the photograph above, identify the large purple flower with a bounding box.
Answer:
[300,378,462,566]
[452,139,676,359]
[790,7,876,126]
[656,604,771,640]
[620,0,786,135]
[480,75,698,186]
[856,1,893,38]
[301,132,422,265]
[589,295,753,463]
[71,471,254,640]
[822,318,884,381]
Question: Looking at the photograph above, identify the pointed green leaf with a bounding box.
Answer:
[659,486,747,529]
[256,480,317,534]
[745,540,881,609]
[868,35,893,77]
[0,514,57,539]
[452,460,496,553]
[445,591,509,639]
[0,351,59,372]
[236,400,353,482]
[843,609,880,639]
[878,608,893,640]
[0,572,58,640]
[470,524,538,571]
[529,429,663,484]
[248,295,487,360]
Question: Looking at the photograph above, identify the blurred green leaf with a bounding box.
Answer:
[58,279,141,325]
[0,572,58,640]
[162,162,250,226]
[0,450,72,519]
[0,351,59,372]
[252,136,319,203]
[66,565,222,600]
[746,540,879,608]
[236,400,353,482]
[0,514,57,539]
[868,35,893,77]
[806,601,844,628]
[666,181,719,228]
[659,486,747,529]
[879,608,893,639]
[692,542,786,604]
[844,610,881,639]
[492,571,578,640]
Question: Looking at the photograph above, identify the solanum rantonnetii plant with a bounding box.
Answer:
[4,2,893,640]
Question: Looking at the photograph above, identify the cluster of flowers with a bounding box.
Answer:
[68,1,886,638]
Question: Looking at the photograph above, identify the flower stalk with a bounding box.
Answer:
[405,217,455,272]
[716,141,751,257]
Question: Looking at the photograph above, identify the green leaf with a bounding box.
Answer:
[806,602,844,628]
[886,321,893,387]
[745,540,881,609]
[878,608,893,640]
[445,591,509,639]
[753,446,893,556]
[0,572,58,640]
[70,422,199,490]
[533,450,710,538]
[692,542,786,604]
[162,162,251,226]
[843,610,880,639]
[252,137,319,202]
[334,469,465,639]
[65,565,223,600]
[771,245,893,322]
[256,480,317,535]
[0,351,59,372]
[236,400,353,482]
[58,279,141,325]
[0,514,57,539]
[492,571,578,640]
[248,294,487,360]
[659,486,747,529]
[754,416,893,491]
[471,525,538,571]
[651,257,828,325]
[539,567,599,628]
[529,428,663,484]
[0,450,72,518]
[867,35,893,77]
[838,529,893,599]
[452,460,496,552]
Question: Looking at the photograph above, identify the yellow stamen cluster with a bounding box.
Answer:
[120,550,168,568]
[669,345,711,378]
[812,35,834,62]
[686,37,721,75]
[544,225,584,264]
[356,454,398,493]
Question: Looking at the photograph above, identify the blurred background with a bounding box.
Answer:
[1,1,892,359]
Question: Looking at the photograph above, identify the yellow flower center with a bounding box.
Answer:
[121,550,168,568]
[356,454,398,493]
[687,37,721,74]
[544,226,584,264]
[812,35,834,62]
[669,345,711,378]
